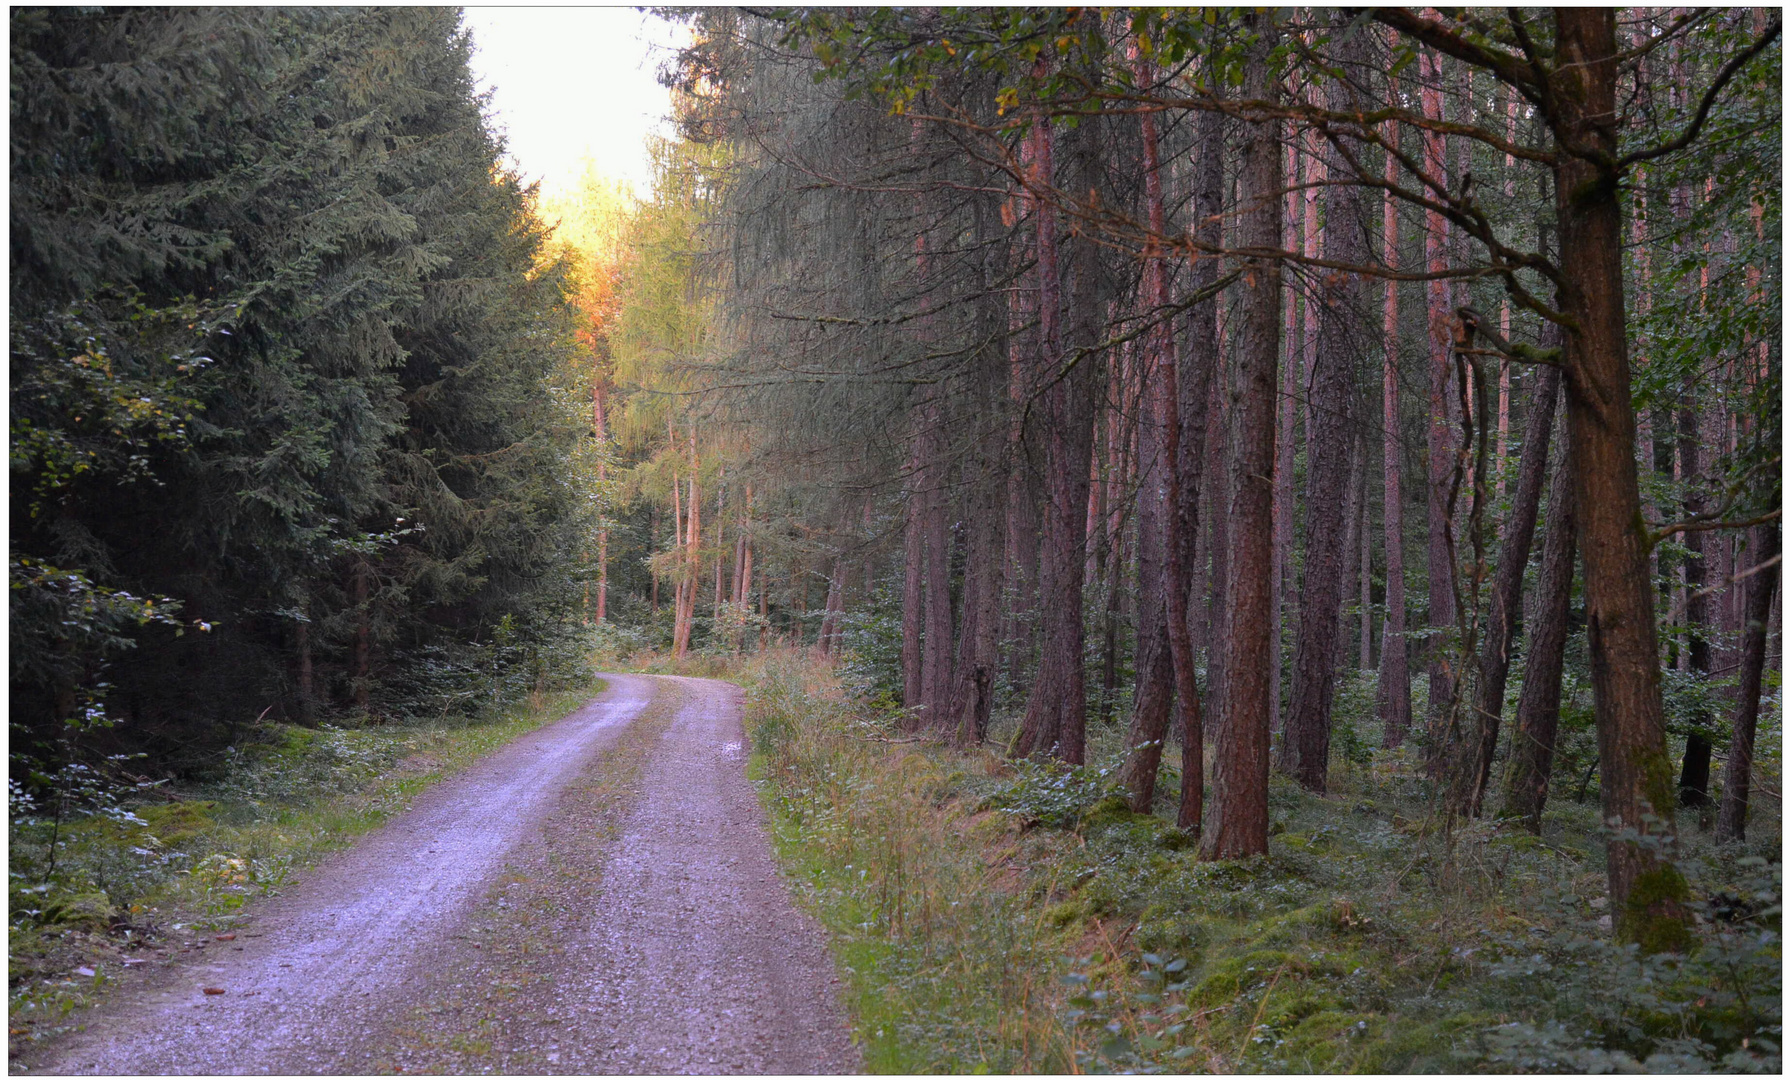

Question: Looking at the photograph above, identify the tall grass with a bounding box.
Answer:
[739,651,1085,1072]
[735,655,1782,1074]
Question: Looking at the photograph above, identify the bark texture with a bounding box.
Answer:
[1280,47,1368,793]
[1203,13,1278,861]
[1715,524,1780,841]
[1459,363,1561,816]
[1013,104,1102,764]
[1501,415,1576,833]
[1552,9,1689,952]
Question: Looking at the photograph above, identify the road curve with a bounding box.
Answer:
[20,674,859,1075]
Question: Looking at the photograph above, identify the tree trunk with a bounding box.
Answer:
[1357,434,1374,670]
[1280,50,1368,792]
[1271,142,1302,742]
[1501,413,1576,834]
[1120,59,1177,811]
[353,561,370,709]
[1715,524,1780,841]
[1202,12,1278,861]
[1420,47,1458,756]
[650,504,661,614]
[1459,363,1561,816]
[901,431,926,716]
[950,190,1011,748]
[1378,122,1414,746]
[1552,8,1688,952]
[1176,100,1224,834]
[595,383,609,623]
[921,397,955,727]
[1675,399,1713,808]
[818,557,844,656]
[295,598,314,716]
[1014,93,1102,765]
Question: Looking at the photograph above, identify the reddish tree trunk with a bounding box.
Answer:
[1553,9,1688,950]
[1175,102,1224,835]
[1378,138,1414,745]
[1013,106,1101,764]
[1202,13,1279,861]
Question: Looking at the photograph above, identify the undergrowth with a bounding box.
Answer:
[732,654,1782,1074]
[6,681,605,1053]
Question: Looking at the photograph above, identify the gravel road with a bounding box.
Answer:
[20,674,859,1075]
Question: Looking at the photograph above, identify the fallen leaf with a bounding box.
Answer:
[215,933,237,941]
[201,987,226,996]
[74,967,96,978]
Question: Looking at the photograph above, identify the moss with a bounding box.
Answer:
[1188,949,1303,1008]
[1042,897,1091,929]
[1078,794,1149,831]
[133,801,217,844]
[1618,863,1695,954]
[61,890,116,931]
[1258,984,1346,1029]
[1134,909,1215,958]
[1155,826,1194,851]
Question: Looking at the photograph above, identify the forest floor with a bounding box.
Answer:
[11,675,857,1075]
[721,650,1782,1074]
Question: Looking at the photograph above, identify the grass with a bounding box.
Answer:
[719,652,1781,1074]
[7,679,607,1054]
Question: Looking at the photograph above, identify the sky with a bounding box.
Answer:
[460,7,689,198]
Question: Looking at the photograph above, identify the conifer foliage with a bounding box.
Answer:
[11,9,593,772]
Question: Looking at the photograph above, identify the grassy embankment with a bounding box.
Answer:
[7,680,607,1052]
[703,650,1779,1074]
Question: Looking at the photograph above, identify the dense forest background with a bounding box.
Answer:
[10,3,1781,977]
[11,9,605,776]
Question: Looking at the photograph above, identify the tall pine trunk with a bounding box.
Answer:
[1419,48,1458,756]
[1459,364,1561,816]
[1378,111,1414,746]
[901,428,926,718]
[1280,49,1368,792]
[1552,9,1688,951]
[1202,12,1278,860]
[1501,413,1575,833]
[1674,398,1713,808]
[1013,102,1102,763]
[1715,524,1781,841]
[921,395,955,727]
[1175,100,1225,833]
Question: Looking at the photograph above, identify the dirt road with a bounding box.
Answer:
[19,675,859,1075]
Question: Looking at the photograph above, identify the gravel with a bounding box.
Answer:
[20,674,859,1075]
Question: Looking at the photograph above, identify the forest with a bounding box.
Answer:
[8,6,1784,1073]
